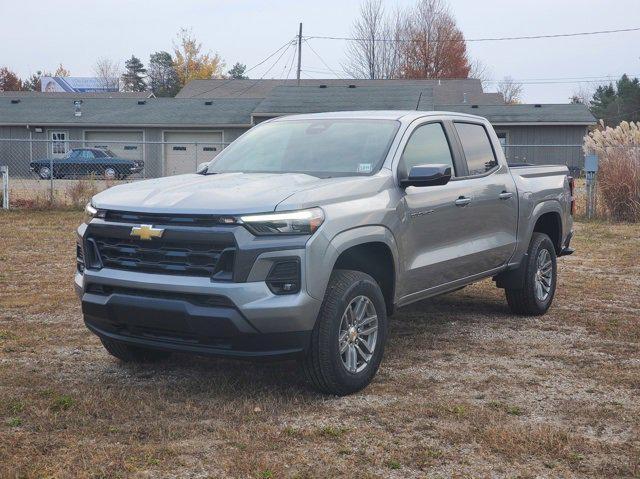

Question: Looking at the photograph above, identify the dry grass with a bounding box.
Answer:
[0,211,639,478]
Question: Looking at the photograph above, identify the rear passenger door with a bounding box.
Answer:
[450,121,518,276]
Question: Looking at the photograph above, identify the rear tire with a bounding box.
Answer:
[505,232,557,316]
[99,337,171,363]
[104,167,117,180]
[302,270,387,396]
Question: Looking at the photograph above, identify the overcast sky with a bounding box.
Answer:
[2,0,639,102]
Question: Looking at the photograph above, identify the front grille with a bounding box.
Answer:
[104,210,236,228]
[90,236,235,278]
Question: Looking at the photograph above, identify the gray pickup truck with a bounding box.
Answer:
[76,111,575,395]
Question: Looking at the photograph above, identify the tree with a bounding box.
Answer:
[94,58,121,91]
[397,0,470,79]
[23,70,44,91]
[121,55,147,92]
[54,64,70,77]
[0,67,22,91]
[227,62,248,80]
[497,76,523,104]
[590,74,640,125]
[149,51,180,97]
[173,28,225,85]
[343,0,401,79]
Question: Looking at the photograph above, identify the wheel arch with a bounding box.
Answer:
[311,226,400,316]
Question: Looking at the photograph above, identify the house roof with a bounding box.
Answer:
[252,85,435,115]
[437,104,597,124]
[176,78,486,99]
[0,91,155,99]
[0,97,260,127]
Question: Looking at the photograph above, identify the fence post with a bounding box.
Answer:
[1,166,9,210]
[195,141,198,172]
[49,155,54,204]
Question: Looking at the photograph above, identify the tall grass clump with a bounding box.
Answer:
[584,120,640,222]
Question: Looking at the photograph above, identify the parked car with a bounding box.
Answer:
[30,148,144,179]
[76,111,575,395]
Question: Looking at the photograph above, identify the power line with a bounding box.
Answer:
[305,26,640,43]
[303,39,345,79]
[193,38,296,97]
[232,41,297,97]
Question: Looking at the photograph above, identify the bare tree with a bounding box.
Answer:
[397,0,471,79]
[469,59,491,89]
[497,76,523,104]
[93,57,121,91]
[343,0,401,79]
[570,84,596,106]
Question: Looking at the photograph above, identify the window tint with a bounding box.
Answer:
[399,123,454,179]
[80,150,95,160]
[454,122,498,175]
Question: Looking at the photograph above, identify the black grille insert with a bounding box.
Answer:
[104,210,237,228]
[90,236,235,277]
[85,284,235,308]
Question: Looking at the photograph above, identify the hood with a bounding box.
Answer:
[92,172,333,214]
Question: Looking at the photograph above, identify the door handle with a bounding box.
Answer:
[499,191,513,200]
[454,196,472,207]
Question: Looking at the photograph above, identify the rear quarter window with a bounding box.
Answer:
[454,122,498,176]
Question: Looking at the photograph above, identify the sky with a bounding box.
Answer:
[1,0,639,103]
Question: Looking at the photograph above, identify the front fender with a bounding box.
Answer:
[305,225,400,302]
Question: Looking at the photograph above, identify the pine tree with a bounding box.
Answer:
[227,63,248,80]
[121,55,147,92]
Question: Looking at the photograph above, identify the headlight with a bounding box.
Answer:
[83,203,104,224]
[240,208,324,235]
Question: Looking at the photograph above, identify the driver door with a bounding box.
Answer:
[397,121,476,296]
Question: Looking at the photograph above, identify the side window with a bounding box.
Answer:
[454,122,498,176]
[81,150,95,160]
[399,123,454,179]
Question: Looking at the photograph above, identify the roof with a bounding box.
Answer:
[0,97,260,126]
[437,103,597,124]
[253,85,435,115]
[0,91,154,99]
[176,78,485,99]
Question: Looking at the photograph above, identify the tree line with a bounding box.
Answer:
[0,28,248,97]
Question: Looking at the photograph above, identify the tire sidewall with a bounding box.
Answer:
[39,167,51,179]
[528,234,557,313]
[323,275,388,392]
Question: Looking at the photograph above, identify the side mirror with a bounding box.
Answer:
[400,164,452,188]
[197,162,209,174]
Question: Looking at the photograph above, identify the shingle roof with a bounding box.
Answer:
[0,97,260,126]
[436,104,596,124]
[0,91,154,99]
[253,85,436,115]
[177,78,484,99]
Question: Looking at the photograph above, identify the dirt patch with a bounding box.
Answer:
[0,211,638,478]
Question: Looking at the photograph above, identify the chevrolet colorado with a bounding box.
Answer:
[76,111,575,395]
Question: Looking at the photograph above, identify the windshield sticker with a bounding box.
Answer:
[357,163,372,173]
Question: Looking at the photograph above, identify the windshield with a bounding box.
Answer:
[102,149,116,157]
[207,119,399,177]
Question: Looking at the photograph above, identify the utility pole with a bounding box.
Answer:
[296,22,303,85]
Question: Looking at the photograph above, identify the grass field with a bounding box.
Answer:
[0,210,638,478]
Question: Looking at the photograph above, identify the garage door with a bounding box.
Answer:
[164,131,224,176]
[85,131,143,160]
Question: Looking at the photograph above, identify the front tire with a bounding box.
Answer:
[505,232,557,316]
[38,167,51,179]
[302,270,388,396]
[104,167,117,180]
[99,337,171,363]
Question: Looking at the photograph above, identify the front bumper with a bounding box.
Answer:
[76,254,322,359]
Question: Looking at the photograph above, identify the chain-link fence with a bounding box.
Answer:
[0,138,229,207]
[0,138,589,208]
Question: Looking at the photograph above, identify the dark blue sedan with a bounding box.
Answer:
[30,148,144,180]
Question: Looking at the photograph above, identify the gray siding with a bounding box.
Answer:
[495,125,588,171]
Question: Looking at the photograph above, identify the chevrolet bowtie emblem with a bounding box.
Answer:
[130,224,164,241]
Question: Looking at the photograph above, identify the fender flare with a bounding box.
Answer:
[306,225,401,303]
